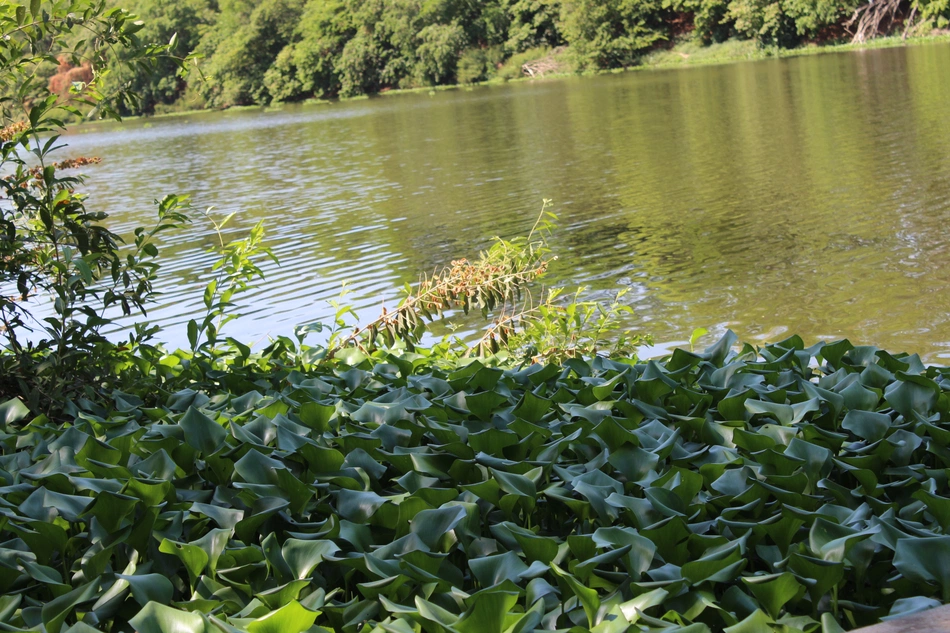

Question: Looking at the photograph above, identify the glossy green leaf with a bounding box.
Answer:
[130,601,209,633]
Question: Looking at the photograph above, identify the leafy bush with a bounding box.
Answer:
[263,0,352,101]
[456,46,505,83]
[504,0,566,51]
[913,0,950,31]
[198,0,306,106]
[725,0,792,45]
[104,0,216,114]
[414,22,469,84]
[559,0,669,69]
[0,0,194,415]
[3,332,950,631]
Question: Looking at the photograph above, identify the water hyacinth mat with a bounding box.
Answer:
[3,333,950,632]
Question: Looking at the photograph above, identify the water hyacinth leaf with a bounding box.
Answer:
[129,602,210,633]
[511,530,559,564]
[233,449,284,484]
[893,536,950,601]
[190,503,245,529]
[882,596,943,620]
[551,563,600,628]
[619,587,668,622]
[470,551,529,586]
[0,397,30,426]
[0,595,21,622]
[741,573,803,619]
[245,600,318,633]
[117,574,175,607]
[64,624,105,633]
[786,554,844,604]
[745,399,794,424]
[820,613,847,633]
[681,551,746,586]
[298,402,334,432]
[841,410,890,442]
[784,438,832,483]
[885,377,937,417]
[723,609,773,633]
[644,486,687,517]
[410,505,468,549]
[808,518,876,562]
[490,468,536,497]
[80,492,139,533]
[281,539,340,580]
[466,390,509,420]
[592,527,656,576]
[158,539,209,588]
[703,330,739,366]
[455,590,520,633]
[513,391,552,423]
[41,579,100,633]
[179,406,227,454]
[337,489,390,522]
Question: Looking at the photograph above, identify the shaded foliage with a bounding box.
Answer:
[0,0,194,416]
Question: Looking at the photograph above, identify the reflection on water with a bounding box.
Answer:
[63,43,950,359]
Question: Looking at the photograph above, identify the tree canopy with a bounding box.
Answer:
[107,0,950,111]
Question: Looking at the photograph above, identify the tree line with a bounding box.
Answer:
[104,0,949,113]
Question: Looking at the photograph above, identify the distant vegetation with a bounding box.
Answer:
[106,0,950,114]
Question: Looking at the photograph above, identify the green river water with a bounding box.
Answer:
[65,42,950,359]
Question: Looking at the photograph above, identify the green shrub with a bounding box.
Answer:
[414,22,468,83]
[199,0,306,106]
[560,0,669,69]
[457,45,506,82]
[504,0,565,50]
[105,0,216,114]
[913,0,950,31]
[0,0,194,415]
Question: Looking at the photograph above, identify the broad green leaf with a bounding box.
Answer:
[841,409,890,442]
[455,590,520,633]
[0,397,30,427]
[118,573,175,606]
[179,406,227,454]
[130,602,209,633]
[724,609,773,633]
[282,539,340,580]
[159,539,209,588]
[245,601,318,633]
[894,536,950,601]
[742,573,803,619]
[552,563,600,627]
[41,579,99,633]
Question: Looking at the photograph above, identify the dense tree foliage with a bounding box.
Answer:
[109,0,950,111]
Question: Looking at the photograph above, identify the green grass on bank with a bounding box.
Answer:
[641,33,950,68]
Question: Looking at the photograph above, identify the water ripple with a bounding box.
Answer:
[52,43,950,360]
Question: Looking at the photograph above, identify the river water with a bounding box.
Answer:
[63,42,950,359]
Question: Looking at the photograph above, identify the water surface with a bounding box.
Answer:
[64,43,950,359]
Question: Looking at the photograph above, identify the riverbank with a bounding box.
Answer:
[75,33,950,127]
